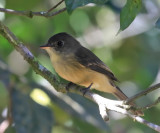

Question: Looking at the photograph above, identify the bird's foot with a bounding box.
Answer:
[66,82,75,92]
[80,83,93,96]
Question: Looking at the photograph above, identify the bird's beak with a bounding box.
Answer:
[40,43,50,49]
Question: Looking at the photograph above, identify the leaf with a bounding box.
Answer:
[155,18,160,29]
[39,85,109,130]
[120,0,142,31]
[65,0,109,13]
[4,126,16,133]
[11,88,54,133]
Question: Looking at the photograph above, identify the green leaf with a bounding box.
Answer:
[65,0,108,13]
[11,88,54,133]
[4,126,16,133]
[40,85,109,130]
[120,0,142,31]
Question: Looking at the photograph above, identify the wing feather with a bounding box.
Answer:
[75,47,118,81]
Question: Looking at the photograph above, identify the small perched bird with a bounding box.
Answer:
[40,32,143,116]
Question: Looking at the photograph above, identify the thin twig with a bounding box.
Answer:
[49,8,66,17]
[47,0,64,13]
[0,21,160,132]
[119,109,160,132]
[125,83,160,104]
[137,97,160,111]
[0,7,66,18]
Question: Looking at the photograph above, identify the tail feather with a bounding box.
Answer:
[114,89,128,100]
[113,88,143,116]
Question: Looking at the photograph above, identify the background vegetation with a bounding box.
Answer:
[0,0,160,133]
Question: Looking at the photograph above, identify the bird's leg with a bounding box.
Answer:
[80,83,93,96]
[66,82,76,92]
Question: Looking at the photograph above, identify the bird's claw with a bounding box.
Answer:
[66,82,75,92]
[80,83,93,96]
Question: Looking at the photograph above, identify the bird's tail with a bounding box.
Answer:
[113,87,143,116]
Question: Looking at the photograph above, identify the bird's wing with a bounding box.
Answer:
[75,47,118,81]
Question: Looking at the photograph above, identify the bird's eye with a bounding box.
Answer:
[50,42,54,47]
[56,41,64,47]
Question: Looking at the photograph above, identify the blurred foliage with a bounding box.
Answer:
[11,87,54,133]
[0,0,160,133]
[65,0,142,30]
[65,0,109,13]
[155,17,160,29]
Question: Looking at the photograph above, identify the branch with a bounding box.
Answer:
[83,92,160,132]
[0,0,66,18]
[47,0,64,13]
[0,21,63,92]
[0,21,160,132]
[125,83,160,104]
[137,97,160,111]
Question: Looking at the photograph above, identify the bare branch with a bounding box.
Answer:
[125,83,160,104]
[47,0,64,13]
[137,97,160,111]
[122,111,160,132]
[0,21,160,132]
[0,1,66,18]
[0,21,62,91]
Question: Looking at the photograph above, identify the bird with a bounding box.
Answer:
[40,32,143,116]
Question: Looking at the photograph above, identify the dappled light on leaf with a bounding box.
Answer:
[30,88,51,106]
